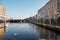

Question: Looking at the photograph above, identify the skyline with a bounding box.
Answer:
[0,0,49,19]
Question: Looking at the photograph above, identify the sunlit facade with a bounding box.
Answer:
[0,4,6,16]
[0,4,6,23]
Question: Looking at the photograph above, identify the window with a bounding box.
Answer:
[57,0,60,9]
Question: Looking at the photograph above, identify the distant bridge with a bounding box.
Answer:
[6,19,30,23]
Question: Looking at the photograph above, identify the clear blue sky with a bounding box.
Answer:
[0,0,49,19]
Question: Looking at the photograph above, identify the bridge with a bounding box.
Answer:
[6,19,29,23]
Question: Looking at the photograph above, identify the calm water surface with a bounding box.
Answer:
[0,23,60,40]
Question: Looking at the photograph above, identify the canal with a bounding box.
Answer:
[0,23,60,40]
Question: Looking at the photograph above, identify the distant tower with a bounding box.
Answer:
[0,4,6,16]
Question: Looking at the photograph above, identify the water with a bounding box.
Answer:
[0,23,60,40]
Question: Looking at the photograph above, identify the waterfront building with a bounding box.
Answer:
[0,4,6,23]
[38,0,60,25]
[0,4,6,16]
[38,0,59,19]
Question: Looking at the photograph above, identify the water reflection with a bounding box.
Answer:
[5,23,39,40]
[36,25,60,40]
[29,24,60,40]
[0,23,60,40]
[0,23,6,40]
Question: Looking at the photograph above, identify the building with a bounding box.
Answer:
[38,0,60,25]
[38,0,59,19]
[0,4,6,16]
[0,4,6,23]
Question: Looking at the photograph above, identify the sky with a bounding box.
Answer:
[0,0,49,19]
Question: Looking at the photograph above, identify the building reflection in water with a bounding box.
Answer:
[0,23,6,40]
[28,24,59,40]
[0,23,60,40]
[36,26,59,40]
